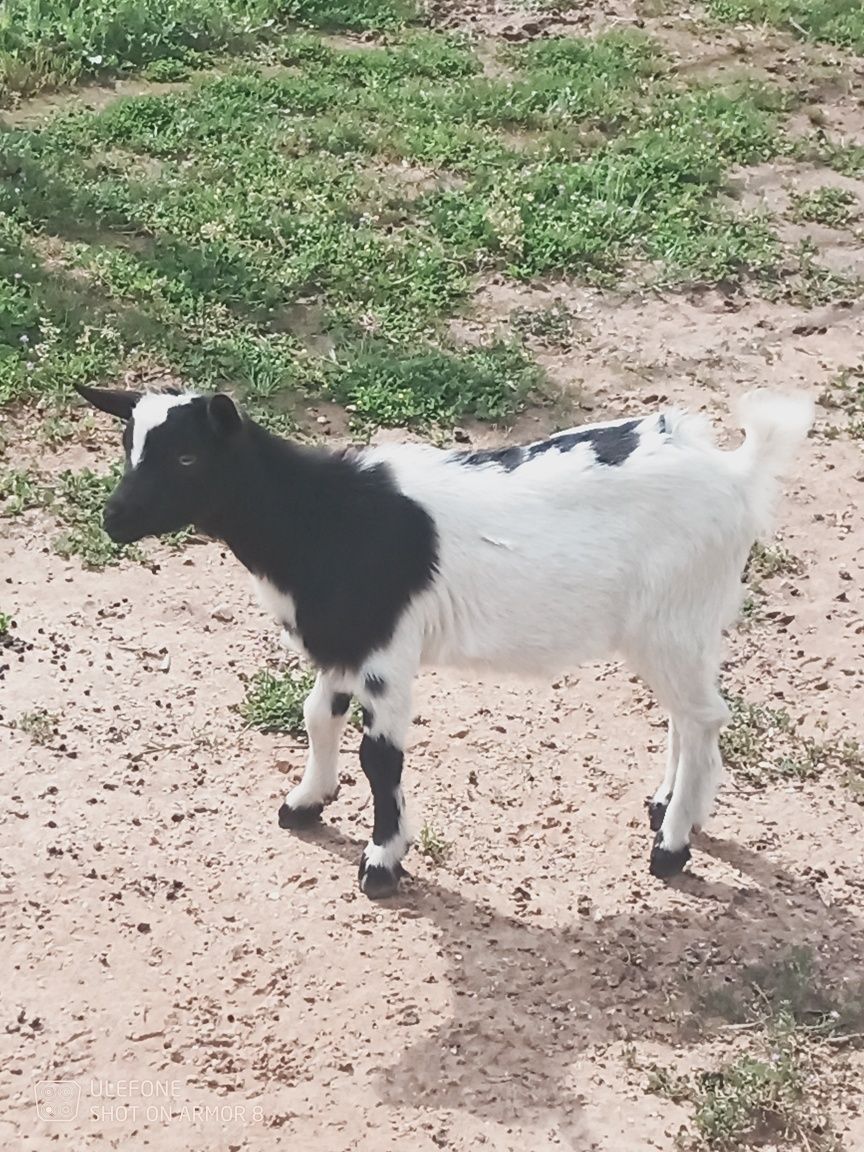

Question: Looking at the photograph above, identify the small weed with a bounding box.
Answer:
[720,695,863,788]
[738,590,764,628]
[238,666,315,735]
[418,821,451,864]
[0,611,13,635]
[18,707,57,744]
[745,539,803,582]
[646,1012,843,1150]
[789,186,858,228]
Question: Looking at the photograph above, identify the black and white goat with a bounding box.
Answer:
[75,383,813,898]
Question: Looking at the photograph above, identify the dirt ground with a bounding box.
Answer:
[2,275,863,1149]
[3,12,864,1152]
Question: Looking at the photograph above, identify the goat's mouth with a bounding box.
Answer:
[103,511,147,544]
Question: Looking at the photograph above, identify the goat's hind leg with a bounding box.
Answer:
[647,716,679,833]
[641,657,729,879]
[278,671,353,829]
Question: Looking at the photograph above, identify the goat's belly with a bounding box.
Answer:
[419,601,618,676]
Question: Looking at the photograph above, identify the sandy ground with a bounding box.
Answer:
[3,13,864,1148]
[2,276,863,1150]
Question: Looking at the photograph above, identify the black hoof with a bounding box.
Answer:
[649,831,691,879]
[358,856,405,899]
[647,799,668,833]
[278,802,323,830]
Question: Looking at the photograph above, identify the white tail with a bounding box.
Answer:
[732,389,814,534]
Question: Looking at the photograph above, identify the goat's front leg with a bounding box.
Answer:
[356,676,414,899]
[278,671,353,829]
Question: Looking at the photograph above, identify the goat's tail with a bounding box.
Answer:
[731,389,814,532]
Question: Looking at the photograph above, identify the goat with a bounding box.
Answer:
[74,382,813,898]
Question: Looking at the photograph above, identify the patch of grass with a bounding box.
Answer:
[18,707,58,743]
[0,28,839,437]
[238,666,315,734]
[326,339,541,429]
[418,821,451,864]
[0,611,13,636]
[720,695,863,788]
[789,186,858,228]
[706,0,864,53]
[52,464,142,567]
[0,0,419,103]
[691,1024,839,1149]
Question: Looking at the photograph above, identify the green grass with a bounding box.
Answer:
[720,695,863,788]
[0,611,13,636]
[706,0,864,53]
[0,26,850,437]
[661,947,864,1149]
[238,666,315,734]
[790,186,858,228]
[0,0,418,103]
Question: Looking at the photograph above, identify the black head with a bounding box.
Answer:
[74,384,243,544]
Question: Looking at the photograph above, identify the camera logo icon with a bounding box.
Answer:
[34,1081,81,1121]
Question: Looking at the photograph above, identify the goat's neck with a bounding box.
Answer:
[203,426,324,592]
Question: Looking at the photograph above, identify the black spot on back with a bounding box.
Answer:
[527,420,641,467]
[454,445,525,473]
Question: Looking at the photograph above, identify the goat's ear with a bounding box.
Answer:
[74,383,141,422]
[208,393,241,437]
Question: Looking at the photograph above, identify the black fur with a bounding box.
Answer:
[455,420,641,473]
[647,798,668,833]
[95,399,439,672]
[364,674,387,697]
[331,692,352,717]
[526,421,641,467]
[455,445,525,472]
[359,734,403,846]
[361,706,373,730]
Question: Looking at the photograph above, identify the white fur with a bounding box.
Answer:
[281,392,812,870]
[131,394,195,467]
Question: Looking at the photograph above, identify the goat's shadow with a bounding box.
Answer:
[295,823,864,1146]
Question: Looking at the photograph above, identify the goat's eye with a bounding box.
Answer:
[178,454,197,467]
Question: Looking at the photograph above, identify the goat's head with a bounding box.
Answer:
[74,384,242,543]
